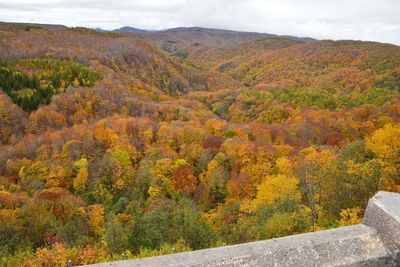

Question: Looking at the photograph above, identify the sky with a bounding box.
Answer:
[0,0,399,45]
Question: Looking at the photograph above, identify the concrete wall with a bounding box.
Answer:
[85,191,400,267]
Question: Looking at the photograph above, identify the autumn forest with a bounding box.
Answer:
[0,22,400,266]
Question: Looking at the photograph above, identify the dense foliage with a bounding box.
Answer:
[0,24,399,266]
[0,59,103,112]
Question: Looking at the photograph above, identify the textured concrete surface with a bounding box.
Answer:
[363,191,400,263]
[84,191,400,267]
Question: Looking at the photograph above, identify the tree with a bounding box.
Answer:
[73,167,89,192]
[264,212,297,239]
[104,213,128,253]
[366,124,400,191]
[249,174,300,212]
[200,159,230,204]
[85,204,105,237]
[294,148,338,224]
[171,164,198,194]
[227,172,254,200]
[111,149,131,167]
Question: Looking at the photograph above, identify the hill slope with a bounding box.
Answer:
[113,26,150,33]
[188,38,400,111]
[0,22,400,267]
[128,27,288,59]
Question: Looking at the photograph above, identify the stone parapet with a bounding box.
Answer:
[85,191,400,267]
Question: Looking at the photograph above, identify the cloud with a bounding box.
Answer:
[0,0,399,45]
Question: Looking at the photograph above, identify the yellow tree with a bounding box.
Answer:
[151,158,174,195]
[366,123,400,191]
[205,118,227,135]
[249,174,300,212]
[73,167,89,192]
[85,204,105,237]
[157,125,177,150]
[44,166,66,188]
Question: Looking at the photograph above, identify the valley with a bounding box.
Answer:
[0,22,399,266]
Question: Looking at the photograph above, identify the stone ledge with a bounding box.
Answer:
[84,191,400,267]
[363,191,400,263]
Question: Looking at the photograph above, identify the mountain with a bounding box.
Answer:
[200,38,400,91]
[0,21,313,58]
[126,27,315,61]
[29,22,67,30]
[0,20,399,267]
[128,27,277,57]
[187,37,400,116]
[0,21,67,31]
[94,27,108,32]
[113,26,150,33]
[92,26,150,33]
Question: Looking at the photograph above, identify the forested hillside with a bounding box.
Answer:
[128,27,276,58]
[0,23,399,266]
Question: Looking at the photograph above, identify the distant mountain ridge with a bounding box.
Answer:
[97,26,315,58]
[126,27,316,60]
[113,26,151,33]
[0,21,67,30]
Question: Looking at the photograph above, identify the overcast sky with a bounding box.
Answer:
[0,0,399,45]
